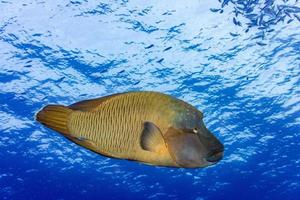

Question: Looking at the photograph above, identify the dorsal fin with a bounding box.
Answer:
[140,122,166,153]
[68,93,123,112]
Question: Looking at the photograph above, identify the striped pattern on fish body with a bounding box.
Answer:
[67,92,183,165]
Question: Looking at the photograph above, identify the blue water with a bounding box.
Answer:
[1,0,300,199]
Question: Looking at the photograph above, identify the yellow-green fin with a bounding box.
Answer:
[66,135,99,152]
[36,105,72,135]
[65,135,117,158]
[140,122,165,153]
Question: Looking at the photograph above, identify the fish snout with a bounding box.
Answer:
[205,147,224,163]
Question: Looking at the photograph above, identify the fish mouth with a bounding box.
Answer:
[205,148,224,163]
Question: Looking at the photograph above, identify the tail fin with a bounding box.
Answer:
[36,105,72,135]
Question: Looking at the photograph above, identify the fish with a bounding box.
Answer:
[36,91,224,168]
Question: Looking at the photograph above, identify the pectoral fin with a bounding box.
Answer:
[140,122,166,153]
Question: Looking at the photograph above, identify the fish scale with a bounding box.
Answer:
[71,93,170,155]
[69,94,142,155]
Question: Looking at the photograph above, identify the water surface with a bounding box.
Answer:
[0,0,300,199]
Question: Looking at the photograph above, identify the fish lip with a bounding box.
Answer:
[205,149,224,163]
[203,160,219,167]
[207,147,224,157]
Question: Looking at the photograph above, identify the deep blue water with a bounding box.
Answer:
[1,0,300,199]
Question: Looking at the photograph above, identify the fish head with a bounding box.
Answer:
[165,109,224,168]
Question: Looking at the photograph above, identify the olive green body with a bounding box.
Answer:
[68,92,195,166]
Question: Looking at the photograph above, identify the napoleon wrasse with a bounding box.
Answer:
[36,91,224,168]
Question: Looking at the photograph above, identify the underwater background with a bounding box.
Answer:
[0,0,300,199]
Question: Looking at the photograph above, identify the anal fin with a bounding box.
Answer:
[65,135,118,159]
[64,135,99,152]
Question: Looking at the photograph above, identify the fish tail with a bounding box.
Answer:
[36,105,72,135]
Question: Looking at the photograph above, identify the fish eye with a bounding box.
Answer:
[193,128,198,134]
[182,128,198,134]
